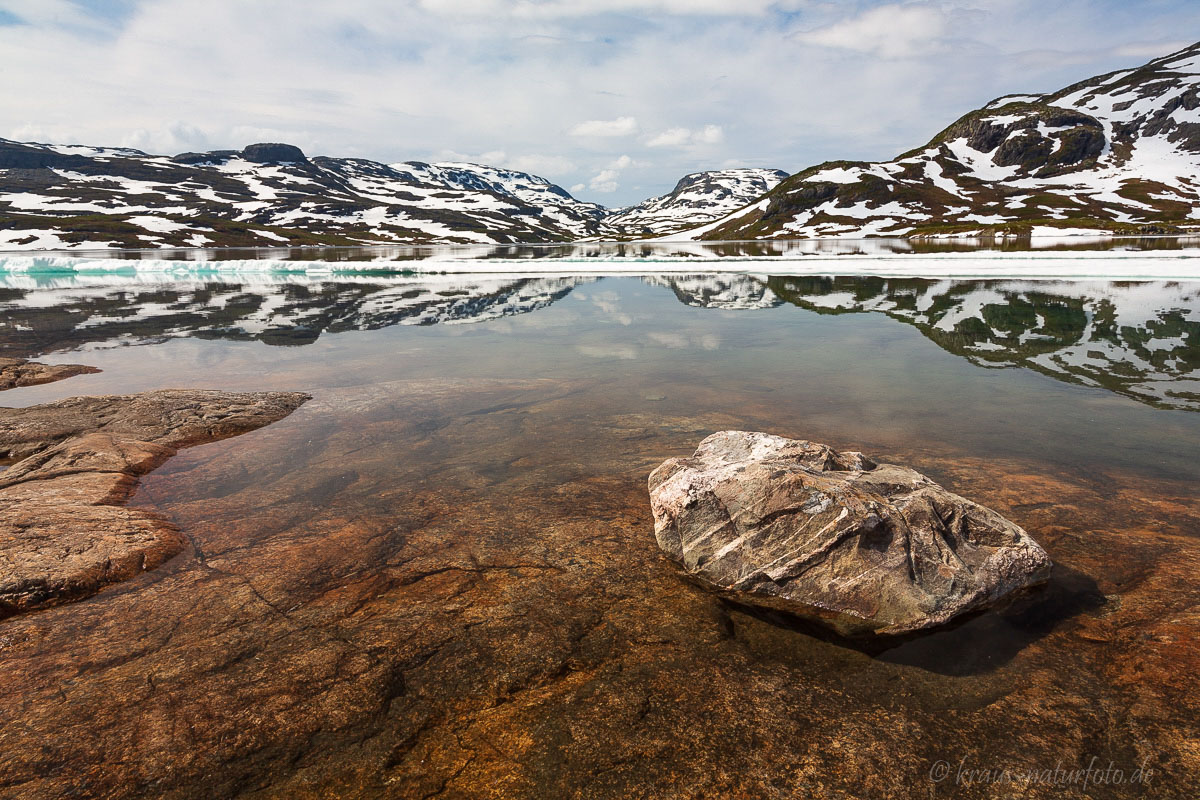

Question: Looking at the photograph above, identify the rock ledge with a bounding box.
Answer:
[0,357,99,390]
[0,388,310,618]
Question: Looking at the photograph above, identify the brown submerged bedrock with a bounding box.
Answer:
[0,373,310,618]
[0,359,1196,798]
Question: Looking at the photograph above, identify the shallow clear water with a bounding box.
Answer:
[2,269,1199,797]
[7,273,1200,472]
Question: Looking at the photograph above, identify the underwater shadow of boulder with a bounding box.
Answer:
[718,562,1104,677]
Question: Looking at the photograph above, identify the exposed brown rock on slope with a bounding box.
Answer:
[0,388,310,618]
[0,357,99,390]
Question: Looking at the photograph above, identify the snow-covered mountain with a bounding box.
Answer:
[0,141,610,250]
[6,41,1200,249]
[690,42,1200,241]
[0,138,782,250]
[601,168,788,238]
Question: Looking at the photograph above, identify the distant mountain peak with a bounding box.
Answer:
[241,143,308,164]
[602,167,789,239]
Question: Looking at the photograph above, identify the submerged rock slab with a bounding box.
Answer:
[0,389,310,618]
[648,431,1052,636]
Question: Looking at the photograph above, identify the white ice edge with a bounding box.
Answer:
[1,253,1200,281]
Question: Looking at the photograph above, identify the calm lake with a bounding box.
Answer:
[2,246,1198,798]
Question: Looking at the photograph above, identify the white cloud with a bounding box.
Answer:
[646,124,724,147]
[694,124,724,144]
[569,116,639,137]
[585,154,637,191]
[1114,40,1191,59]
[120,121,211,153]
[795,4,949,59]
[569,182,586,193]
[588,169,621,192]
[419,0,792,18]
[439,149,508,165]
[646,127,691,147]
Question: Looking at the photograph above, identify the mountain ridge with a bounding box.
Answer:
[686,41,1200,241]
[0,137,783,250]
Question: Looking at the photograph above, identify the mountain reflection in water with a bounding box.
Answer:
[1,273,1197,411]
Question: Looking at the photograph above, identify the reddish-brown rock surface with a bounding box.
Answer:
[0,388,310,617]
[0,375,1195,799]
[0,356,98,390]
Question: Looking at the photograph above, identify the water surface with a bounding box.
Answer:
[1,270,1198,798]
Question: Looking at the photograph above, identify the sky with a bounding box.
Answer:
[0,1,1196,207]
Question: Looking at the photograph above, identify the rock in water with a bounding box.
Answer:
[648,431,1052,636]
[0,357,99,390]
[0,389,310,618]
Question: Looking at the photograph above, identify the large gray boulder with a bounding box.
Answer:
[648,431,1052,636]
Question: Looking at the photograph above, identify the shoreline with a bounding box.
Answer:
[3,252,1200,281]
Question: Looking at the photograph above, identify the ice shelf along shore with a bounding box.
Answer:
[2,248,1200,281]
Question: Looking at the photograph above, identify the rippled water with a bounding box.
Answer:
[2,268,1199,797]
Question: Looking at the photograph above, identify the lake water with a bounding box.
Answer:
[9,235,1200,263]
[1,251,1199,798]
